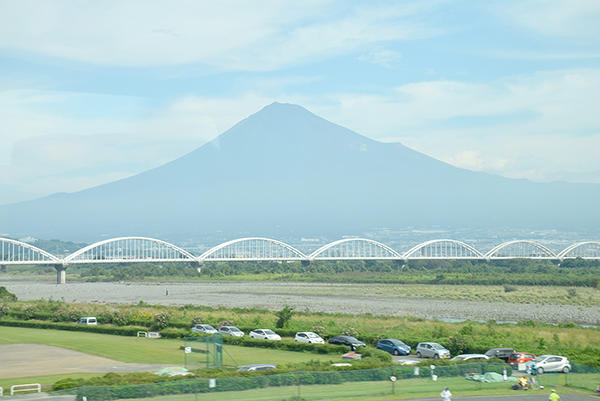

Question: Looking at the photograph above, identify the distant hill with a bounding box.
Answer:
[1,102,599,242]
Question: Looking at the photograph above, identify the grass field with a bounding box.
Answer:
[118,376,581,401]
[0,326,336,366]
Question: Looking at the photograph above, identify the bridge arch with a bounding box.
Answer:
[64,237,197,264]
[0,237,60,264]
[403,239,484,259]
[557,241,600,259]
[309,238,402,260]
[199,238,307,261]
[485,240,556,259]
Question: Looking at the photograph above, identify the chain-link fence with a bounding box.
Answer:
[182,335,223,370]
[51,362,587,401]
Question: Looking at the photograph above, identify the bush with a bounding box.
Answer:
[275,305,294,328]
[151,313,170,331]
[0,286,17,301]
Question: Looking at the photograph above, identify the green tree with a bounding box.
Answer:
[275,305,294,328]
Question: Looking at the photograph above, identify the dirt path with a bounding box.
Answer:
[0,344,171,378]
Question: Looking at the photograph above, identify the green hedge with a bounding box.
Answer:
[63,363,510,400]
[0,318,147,336]
[165,329,350,355]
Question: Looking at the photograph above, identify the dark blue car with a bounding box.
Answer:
[376,338,411,355]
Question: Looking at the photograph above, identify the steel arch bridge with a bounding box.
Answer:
[557,241,600,259]
[485,240,557,259]
[64,237,197,264]
[199,237,306,262]
[1,236,599,284]
[402,239,484,260]
[309,238,402,260]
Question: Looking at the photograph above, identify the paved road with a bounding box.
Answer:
[0,344,171,378]
[401,395,597,400]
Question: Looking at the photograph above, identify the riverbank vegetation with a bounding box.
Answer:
[1,296,599,367]
[3,259,600,289]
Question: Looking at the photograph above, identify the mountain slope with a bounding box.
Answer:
[1,102,599,241]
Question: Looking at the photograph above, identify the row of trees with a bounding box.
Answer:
[64,258,600,287]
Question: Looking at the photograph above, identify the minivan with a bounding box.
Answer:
[77,316,97,325]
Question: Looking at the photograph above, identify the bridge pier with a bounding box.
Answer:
[55,264,67,284]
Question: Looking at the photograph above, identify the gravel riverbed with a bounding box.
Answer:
[1,280,598,325]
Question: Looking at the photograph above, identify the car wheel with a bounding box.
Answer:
[537,367,544,374]
[562,366,570,373]
[416,352,422,358]
[434,354,440,359]
[393,350,399,356]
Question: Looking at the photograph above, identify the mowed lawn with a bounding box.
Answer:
[120,376,562,401]
[0,326,337,366]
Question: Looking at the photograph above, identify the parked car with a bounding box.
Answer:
[218,326,244,337]
[249,329,281,340]
[294,331,325,344]
[451,354,489,362]
[237,364,277,372]
[415,342,450,359]
[328,335,366,349]
[507,352,536,368]
[529,355,571,374]
[191,324,218,334]
[484,348,515,361]
[376,339,411,356]
[77,317,97,325]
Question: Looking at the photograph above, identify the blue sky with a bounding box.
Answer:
[1,0,599,205]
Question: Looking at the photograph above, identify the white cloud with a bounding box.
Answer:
[0,1,437,70]
[0,90,276,203]
[305,68,600,183]
[358,48,402,68]
[496,0,600,40]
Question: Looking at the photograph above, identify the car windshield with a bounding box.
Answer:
[307,333,319,338]
[230,327,242,332]
[264,330,276,335]
[453,355,466,360]
[203,325,215,330]
[346,337,359,342]
[432,344,444,350]
[390,339,406,346]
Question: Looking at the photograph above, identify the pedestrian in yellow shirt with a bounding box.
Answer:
[548,389,561,401]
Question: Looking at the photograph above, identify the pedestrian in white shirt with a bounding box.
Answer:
[440,386,452,401]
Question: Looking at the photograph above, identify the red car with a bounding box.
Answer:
[507,352,535,367]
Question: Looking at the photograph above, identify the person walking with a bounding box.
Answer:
[440,386,452,401]
[548,389,561,401]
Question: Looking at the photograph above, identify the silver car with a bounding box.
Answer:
[191,324,218,334]
[530,355,571,374]
[415,342,451,359]
[218,325,244,337]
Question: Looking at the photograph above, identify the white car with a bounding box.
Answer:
[294,331,324,344]
[249,329,281,340]
[451,354,490,362]
[77,317,97,325]
[529,355,571,374]
[218,326,244,337]
[191,324,218,334]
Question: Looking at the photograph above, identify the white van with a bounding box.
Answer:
[77,316,97,325]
